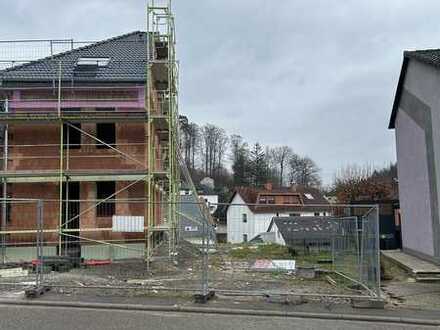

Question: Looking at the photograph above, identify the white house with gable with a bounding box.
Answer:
[226,184,330,243]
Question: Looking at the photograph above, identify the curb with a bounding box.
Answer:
[0,299,439,326]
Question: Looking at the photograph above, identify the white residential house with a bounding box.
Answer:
[226,184,330,243]
[200,194,218,214]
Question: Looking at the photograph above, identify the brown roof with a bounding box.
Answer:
[230,185,330,213]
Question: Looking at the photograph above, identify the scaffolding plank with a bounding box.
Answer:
[0,111,148,123]
[0,226,169,235]
[0,171,148,182]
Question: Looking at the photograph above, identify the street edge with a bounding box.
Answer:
[0,299,439,326]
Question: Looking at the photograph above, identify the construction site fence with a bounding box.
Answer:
[0,200,380,301]
[0,197,213,298]
[211,202,380,299]
[0,198,43,289]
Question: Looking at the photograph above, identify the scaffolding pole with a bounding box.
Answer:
[146,0,180,264]
[1,98,8,264]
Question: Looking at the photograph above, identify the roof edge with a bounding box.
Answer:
[388,56,409,129]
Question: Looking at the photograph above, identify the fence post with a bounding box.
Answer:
[36,200,44,287]
[358,215,364,285]
[375,204,381,297]
[1,196,6,265]
[1,98,8,265]
[201,220,208,297]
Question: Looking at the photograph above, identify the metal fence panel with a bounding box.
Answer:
[0,199,42,290]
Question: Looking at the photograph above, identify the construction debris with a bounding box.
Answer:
[25,286,50,299]
[325,275,337,286]
[0,267,28,278]
[250,259,296,272]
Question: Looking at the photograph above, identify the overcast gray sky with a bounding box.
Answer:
[2,0,440,184]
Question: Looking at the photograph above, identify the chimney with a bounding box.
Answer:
[264,182,272,191]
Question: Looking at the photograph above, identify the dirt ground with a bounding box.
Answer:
[3,242,438,311]
[21,242,365,305]
[380,255,440,310]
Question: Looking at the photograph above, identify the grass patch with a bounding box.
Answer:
[230,244,292,259]
[294,252,332,268]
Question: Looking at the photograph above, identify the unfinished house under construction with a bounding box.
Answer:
[0,3,181,263]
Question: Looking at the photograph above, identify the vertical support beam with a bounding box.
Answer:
[57,60,64,256]
[36,200,44,287]
[1,98,8,264]
[58,121,64,256]
[375,205,381,297]
[359,214,363,285]
[145,5,153,266]
[64,125,70,255]
[201,220,208,296]
[146,0,179,263]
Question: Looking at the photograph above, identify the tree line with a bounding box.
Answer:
[331,163,398,202]
[179,117,322,191]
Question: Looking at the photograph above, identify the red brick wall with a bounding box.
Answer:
[7,122,146,172]
[7,181,148,243]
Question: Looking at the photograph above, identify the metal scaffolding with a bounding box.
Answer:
[0,0,181,265]
[146,0,180,265]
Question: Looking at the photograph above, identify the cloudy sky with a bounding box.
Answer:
[1,0,440,184]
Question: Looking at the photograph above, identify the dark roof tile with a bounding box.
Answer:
[269,216,337,242]
[404,49,440,68]
[0,31,148,83]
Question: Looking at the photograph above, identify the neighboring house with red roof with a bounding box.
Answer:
[226,183,330,243]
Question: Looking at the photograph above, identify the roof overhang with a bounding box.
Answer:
[388,56,409,129]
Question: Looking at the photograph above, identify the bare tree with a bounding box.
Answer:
[179,116,199,170]
[216,132,229,177]
[333,163,397,202]
[288,154,321,188]
[200,124,228,178]
[270,146,293,187]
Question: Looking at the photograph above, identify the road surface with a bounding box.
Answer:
[0,304,436,330]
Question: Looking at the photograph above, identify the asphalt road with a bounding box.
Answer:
[0,304,436,330]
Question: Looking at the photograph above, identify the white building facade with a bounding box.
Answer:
[227,192,328,243]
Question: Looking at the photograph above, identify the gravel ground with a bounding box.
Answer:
[0,242,375,306]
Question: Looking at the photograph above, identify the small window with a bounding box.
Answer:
[258,196,267,204]
[243,234,248,242]
[96,123,116,149]
[304,193,314,200]
[242,214,247,223]
[259,195,275,204]
[62,109,81,149]
[77,57,110,67]
[63,123,81,149]
[96,181,115,217]
[96,108,116,149]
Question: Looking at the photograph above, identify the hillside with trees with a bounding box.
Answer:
[179,116,322,201]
